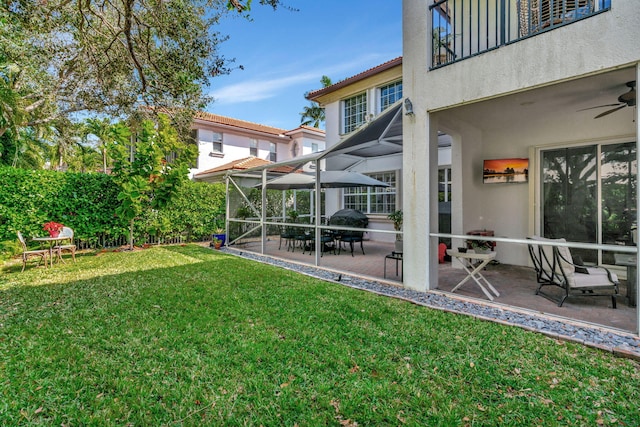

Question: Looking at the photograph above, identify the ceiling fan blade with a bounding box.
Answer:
[594,104,627,119]
[619,88,636,105]
[578,103,622,112]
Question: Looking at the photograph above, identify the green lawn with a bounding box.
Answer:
[1,245,639,426]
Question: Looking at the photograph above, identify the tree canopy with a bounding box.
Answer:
[0,0,286,163]
[300,75,332,128]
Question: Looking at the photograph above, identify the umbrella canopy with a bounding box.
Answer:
[259,171,390,190]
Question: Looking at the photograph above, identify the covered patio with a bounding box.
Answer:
[212,73,639,337]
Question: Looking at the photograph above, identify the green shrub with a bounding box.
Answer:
[0,167,225,246]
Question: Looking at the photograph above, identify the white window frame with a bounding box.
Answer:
[343,171,397,214]
[212,132,223,153]
[250,139,258,157]
[342,93,367,134]
[379,80,403,112]
[269,142,277,162]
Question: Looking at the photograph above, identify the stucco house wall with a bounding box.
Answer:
[190,114,325,178]
[402,0,640,292]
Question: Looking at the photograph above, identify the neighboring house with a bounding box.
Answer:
[307,57,453,243]
[402,0,639,321]
[189,112,325,179]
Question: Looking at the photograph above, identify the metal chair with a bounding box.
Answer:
[527,236,619,308]
[278,225,296,251]
[17,231,49,272]
[54,226,76,263]
[338,230,365,256]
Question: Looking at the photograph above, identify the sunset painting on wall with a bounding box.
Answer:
[483,158,529,184]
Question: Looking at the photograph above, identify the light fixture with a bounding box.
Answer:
[404,98,414,116]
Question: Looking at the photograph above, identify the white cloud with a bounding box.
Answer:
[210,53,390,105]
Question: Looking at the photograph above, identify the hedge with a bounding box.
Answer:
[0,167,225,250]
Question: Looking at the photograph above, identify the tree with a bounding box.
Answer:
[108,114,197,250]
[0,0,286,143]
[84,118,114,173]
[300,75,332,128]
[299,103,325,128]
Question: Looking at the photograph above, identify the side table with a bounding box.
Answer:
[384,251,403,280]
[613,253,637,307]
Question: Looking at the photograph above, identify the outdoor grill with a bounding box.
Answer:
[328,209,369,229]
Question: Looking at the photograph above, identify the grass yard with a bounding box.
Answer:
[1,245,639,426]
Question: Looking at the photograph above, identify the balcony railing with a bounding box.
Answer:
[430,0,610,68]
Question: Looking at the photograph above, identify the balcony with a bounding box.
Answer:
[430,0,611,68]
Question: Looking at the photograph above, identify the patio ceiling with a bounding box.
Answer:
[436,67,637,132]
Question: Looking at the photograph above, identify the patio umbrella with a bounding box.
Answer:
[260,171,390,190]
[259,173,315,190]
[319,171,390,188]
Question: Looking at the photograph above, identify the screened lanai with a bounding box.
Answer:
[221,101,404,266]
[209,86,639,334]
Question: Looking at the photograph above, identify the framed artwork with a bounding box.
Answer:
[483,158,529,184]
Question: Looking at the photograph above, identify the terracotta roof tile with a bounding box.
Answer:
[195,112,289,136]
[306,57,402,101]
[193,156,297,177]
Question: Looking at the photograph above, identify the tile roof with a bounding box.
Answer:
[194,112,289,136]
[193,156,297,177]
[306,57,403,101]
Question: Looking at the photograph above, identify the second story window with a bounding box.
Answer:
[343,93,367,134]
[269,143,277,162]
[380,81,403,112]
[311,143,319,153]
[250,139,258,157]
[212,132,223,153]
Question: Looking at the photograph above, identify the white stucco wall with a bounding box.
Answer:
[403,0,640,292]
[415,0,640,111]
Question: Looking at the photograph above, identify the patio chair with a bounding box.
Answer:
[279,225,296,251]
[54,226,76,263]
[292,228,312,253]
[17,231,49,272]
[308,231,337,257]
[527,236,619,308]
[338,230,365,256]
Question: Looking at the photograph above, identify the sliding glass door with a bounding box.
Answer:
[541,141,636,264]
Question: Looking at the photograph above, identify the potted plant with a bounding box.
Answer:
[43,221,64,238]
[468,239,493,254]
[212,237,222,250]
[286,209,299,223]
[213,227,226,246]
[387,210,403,252]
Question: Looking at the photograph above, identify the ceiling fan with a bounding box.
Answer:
[579,80,636,119]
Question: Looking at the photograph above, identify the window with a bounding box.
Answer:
[379,81,403,112]
[343,93,367,134]
[269,143,277,162]
[439,167,451,202]
[343,171,397,214]
[541,141,637,265]
[212,132,223,153]
[250,139,258,157]
[311,143,319,153]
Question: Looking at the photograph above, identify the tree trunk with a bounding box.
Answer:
[129,218,134,250]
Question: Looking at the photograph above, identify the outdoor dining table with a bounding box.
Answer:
[32,235,71,267]
[447,249,500,301]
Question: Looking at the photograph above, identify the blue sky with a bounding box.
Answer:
[207,1,402,131]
